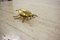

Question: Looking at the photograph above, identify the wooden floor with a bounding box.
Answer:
[0,0,60,40]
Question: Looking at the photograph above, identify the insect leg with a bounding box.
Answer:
[22,17,26,23]
[13,14,21,19]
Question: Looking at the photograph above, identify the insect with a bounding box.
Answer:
[13,9,38,23]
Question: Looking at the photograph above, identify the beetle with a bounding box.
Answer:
[13,9,38,23]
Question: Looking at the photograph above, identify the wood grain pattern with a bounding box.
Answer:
[0,0,60,40]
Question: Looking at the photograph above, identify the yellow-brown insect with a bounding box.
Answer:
[13,9,38,23]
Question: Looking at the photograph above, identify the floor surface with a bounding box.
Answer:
[0,0,60,40]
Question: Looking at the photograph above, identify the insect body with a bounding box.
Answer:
[14,9,38,23]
